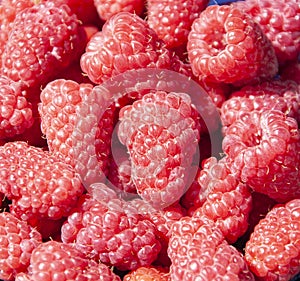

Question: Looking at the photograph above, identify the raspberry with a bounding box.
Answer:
[39,79,116,185]
[80,12,190,85]
[147,0,208,49]
[94,0,144,21]
[168,216,255,280]
[0,75,33,139]
[118,91,200,209]
[245,199,300,280]
[233,0,300,65]
[190,157,253,243]
[222,109,300,203]
[16,240,121,281]
[280,61,300,84]
[187,5,278,85]
[124,266,170,281]
[61,184,161,271]
[0,0,34,69]
[1,1,86,89]
[0,212,42,281]
[0,141,84,222]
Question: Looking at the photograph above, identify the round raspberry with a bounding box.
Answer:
[124,266,169,281]
[0,212,42,281]
[0,75,33,139]
[1,1,86,89]
[147,0,208,49]
[187,5,278,85]
[94,0,144,21]
[80,12,189,85]
[118,91,200,209]
[168,216,255,280]
[245,199,300,280]
[61,185,161,271]
[0,141,84,222]
[233,0,300,65]
[223,109,300,202]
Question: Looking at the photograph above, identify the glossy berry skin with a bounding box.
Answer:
[168,216,255,281]
[147,0,209,48]
[80,12,189,85]
[233,0,300,65]
[16,240,121,281]
[187,5,278,85]
[245,199,300,281]
[118,91,200,209]
[0,141,84,222]
[1,1,86,89]
[124,266,170,281]
[61,185,161,271]
[0,212,42,281]
[0,75,33,139]
[94,0,144,21]
[223,109,300,203]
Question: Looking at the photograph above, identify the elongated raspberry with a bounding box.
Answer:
[147,0,208,49]
[233,0,300,65]
[187,5,278,85]
[0,141,84,222]
[223,109,300,202]
[17,240,121,281]
[0,212,42,281]
[1,1,86,89]
[124,266,170,281]
[61,184,161,271]
[168,216,255,280]
[0,75,33,139]
[94,0,144,21]
[80,12,190,85]
[245,199,300,281]
[39,79,116,186]
[118,91,200,209]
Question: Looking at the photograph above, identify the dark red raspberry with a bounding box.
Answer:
[0,75,33,139]
[118,91,200,209]
[233,0,300,65]
[80,12,190,85]
[1,1,86,89]
[147,0,208,49]
[245,199,300,281]
[16,240,121,281]
[0,212,42,281]
[61,184,161,271]
[94,0,144,21]
[223,109,300,203]
[168,216,255,280]
[187,5,278,85]
[124,266,170,281]
[0,141,84,222]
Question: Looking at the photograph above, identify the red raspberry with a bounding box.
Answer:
[0,212,42,281]
[118,91,200,209]
[0,75,33,139]
[0,141,84,222]
[187,5,278,85]
[168,216,255,280]
[147,0,208,49]
[61,184,161,271]
[1,1,86,89]
[233,0,300,65]
[0,0,34,69]
[94,0,144,21]
[16,240,121,281]
[80,12,190,85]
[124,266,170,281]
[39,79,116,185]
[245,199,300,280]
[223,109,300,203]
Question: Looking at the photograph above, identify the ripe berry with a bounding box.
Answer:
[124,266,170,281]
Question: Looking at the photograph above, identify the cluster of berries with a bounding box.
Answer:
[0,0,299,280]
